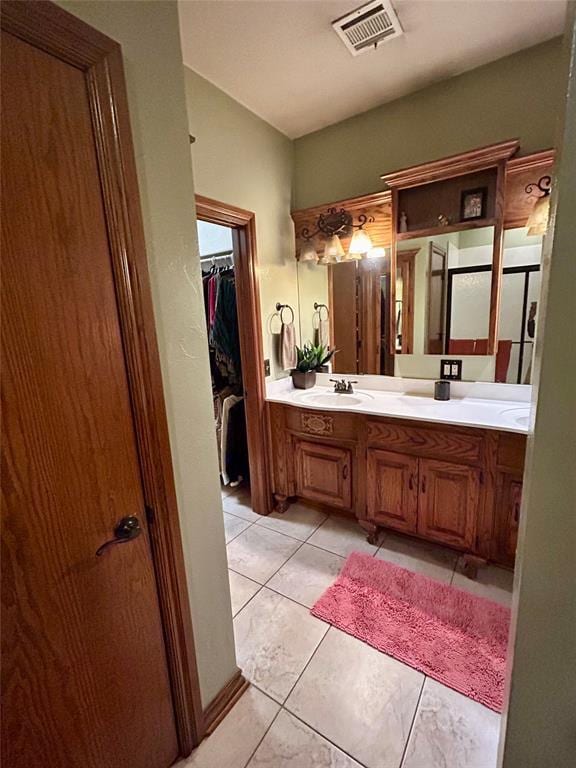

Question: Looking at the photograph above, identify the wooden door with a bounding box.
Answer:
[493,472,522,566]
[396,250,417,354]
[329,261,358,373]
[295,439,352,509]
[418,459,479,549]
[367,449,418,533]
[359,257,386,374]
[1,19,179,768]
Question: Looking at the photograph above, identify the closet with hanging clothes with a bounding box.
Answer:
[198,221,249,489]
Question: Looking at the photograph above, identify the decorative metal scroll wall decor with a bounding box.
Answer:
[525,175,552,236]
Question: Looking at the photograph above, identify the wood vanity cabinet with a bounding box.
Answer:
[294,439,352,510]
[268,402,526,568]
[493,473,522,566]
[416,459,479,550]
[367,450,479,549]
[491,432,526,566]
[366,449,418,533]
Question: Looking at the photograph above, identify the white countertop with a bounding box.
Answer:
[266,375,532,434]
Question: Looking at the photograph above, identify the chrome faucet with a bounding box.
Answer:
[330,378,358,394]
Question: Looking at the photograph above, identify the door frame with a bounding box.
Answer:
[1,0,204,753]
[195,195,272,516]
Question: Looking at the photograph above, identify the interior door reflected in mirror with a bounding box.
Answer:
[396,226,495,357]
[296,251,392,377]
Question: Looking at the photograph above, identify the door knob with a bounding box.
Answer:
[96,515,142,557]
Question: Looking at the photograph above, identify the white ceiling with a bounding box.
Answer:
[178,0,566,139]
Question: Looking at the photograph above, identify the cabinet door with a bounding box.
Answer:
[493,473,522,566]
[295,439,352,509]
[418,459,479,549]
[367,449,418,533]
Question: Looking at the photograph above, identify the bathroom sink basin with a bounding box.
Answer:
[295,391,374,407]
[500,406,530,428]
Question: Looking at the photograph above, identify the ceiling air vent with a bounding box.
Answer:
[332,0,403,56]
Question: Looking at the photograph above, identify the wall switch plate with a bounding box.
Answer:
[440,359,462,380]
[263,358,271,377]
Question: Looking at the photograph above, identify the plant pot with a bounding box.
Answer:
[316,365,330,373]
[291,370,316,389]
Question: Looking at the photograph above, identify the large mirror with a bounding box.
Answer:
[296,226,543,383]
[396,227,495,356]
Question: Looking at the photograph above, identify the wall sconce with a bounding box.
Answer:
[525,175,552,236]
[298,207,375,264]
[298,239,318,262]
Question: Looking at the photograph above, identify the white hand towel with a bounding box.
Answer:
[281,322,297,370]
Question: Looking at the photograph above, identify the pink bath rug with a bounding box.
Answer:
[311,552,510,712]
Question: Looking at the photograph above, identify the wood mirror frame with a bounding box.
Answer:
[382,139,521,360]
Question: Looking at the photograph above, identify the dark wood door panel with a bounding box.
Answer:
[1,28,177,768]
[367,449,418,533]
[493,472,522,566]
[295,439,352,509]
[418,459,479,550]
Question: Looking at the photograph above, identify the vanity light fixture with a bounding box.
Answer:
[525,175,552,236]
[298,239,318,262]
[298,207,375,265]
[322,234,344,263]
[347,217,374,259]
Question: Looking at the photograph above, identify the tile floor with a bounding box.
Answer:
[181,486,512,768]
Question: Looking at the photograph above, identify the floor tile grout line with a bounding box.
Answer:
[253,509,329,542]
[246,680,370,767]
[279,622,331,710]
[224,518,257,545]
[229,537,310,620]
[240,705,283,768]
[227,513,322,545]
[279,705,370,768]
[397,675,427,768]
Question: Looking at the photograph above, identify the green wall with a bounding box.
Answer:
[184,68,296,379]
[294,38,564,209]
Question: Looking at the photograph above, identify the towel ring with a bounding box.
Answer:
[314,302,329,321]
[276,302,294,324]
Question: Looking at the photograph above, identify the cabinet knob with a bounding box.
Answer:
[342,464,349,480]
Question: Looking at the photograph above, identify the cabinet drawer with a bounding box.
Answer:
[295,439,352,510]
[367,419,482,464]
[285,407,357,440]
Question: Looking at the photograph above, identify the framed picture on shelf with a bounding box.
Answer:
[460,187,487,221]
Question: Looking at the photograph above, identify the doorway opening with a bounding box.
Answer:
[194,196,270,517]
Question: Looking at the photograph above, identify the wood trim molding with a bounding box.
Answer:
[291,189,391,218]
[196,194,254,228]
[381,139,520,188]
[506,148,556,175]
[487,160,507,355]
[1,0,205,754]
[202,672,249,735]
[195,195,272,517]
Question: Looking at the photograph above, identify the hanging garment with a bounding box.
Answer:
[280,320,297,370]
[211,272,242,390]
[220,394,248,485]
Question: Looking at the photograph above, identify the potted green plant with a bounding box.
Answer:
[291,343,337,388]
[291,344,317,389]
[312,343,337,373]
